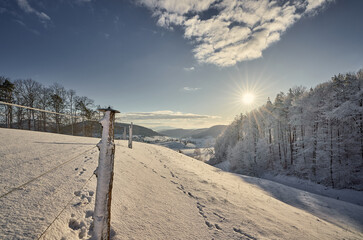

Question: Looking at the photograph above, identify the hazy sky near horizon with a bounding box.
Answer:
[1,0,362,130]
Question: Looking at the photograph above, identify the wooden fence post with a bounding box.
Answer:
[93,107,119,240]
[128,122,133,149]
[123,126,127,140]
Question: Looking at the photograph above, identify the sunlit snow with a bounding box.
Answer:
[0,128,362,239]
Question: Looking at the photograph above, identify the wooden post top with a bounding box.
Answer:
[97,107,120,113]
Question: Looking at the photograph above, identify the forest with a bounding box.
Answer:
[215,69,363,190]
[0,77,99,136]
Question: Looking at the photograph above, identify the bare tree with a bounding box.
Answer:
[21,79,41,130]
[0,76,15,128]
[76,96,95,136]
[50,83,67,133]
[67,89,77,135]
[38,86,51,131]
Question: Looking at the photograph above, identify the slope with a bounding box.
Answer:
[0,128,362,239]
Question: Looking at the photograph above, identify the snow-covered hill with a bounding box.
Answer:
[158,125,227,139]
[1,128,363,239]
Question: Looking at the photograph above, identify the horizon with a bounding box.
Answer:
[1,0,362,129]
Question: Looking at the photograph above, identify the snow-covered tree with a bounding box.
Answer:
[215,69,363,190]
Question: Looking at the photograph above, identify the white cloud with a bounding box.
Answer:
[117,110,224,129]
[137,0,331,67]
[182,87,200,92]
[183,66,195,71]
[119,110,215,120]
[14,19,40,35]
[16,0,51,23]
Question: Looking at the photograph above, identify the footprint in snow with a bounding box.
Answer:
[81,194,92,203]
[215,224,222,230]
[205,220,213,228]
[199,211,207,218]
[188,192,197,199]
[85,210,93,218]
[197,202,207,218]
[78,168,86,176]
[69,218,83,230]
[233,227,257,240]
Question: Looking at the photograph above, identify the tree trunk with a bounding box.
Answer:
[330,122,334,188]
[312,122,318,178]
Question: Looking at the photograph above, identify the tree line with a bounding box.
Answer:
[214,69,363,190]
[0,77,100,136]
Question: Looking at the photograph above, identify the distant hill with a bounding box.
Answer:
[159,125,227,139]
[190,125,227,138]
[114,122,161,137]
[62,121,161,137]
[158,128,196,138]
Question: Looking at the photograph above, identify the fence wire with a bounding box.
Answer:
[0,102,128,239]
[37,173,95,240]
[0,146,96,199]
[0,101,105,137]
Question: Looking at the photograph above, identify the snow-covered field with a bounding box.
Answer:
[1,128,363,239]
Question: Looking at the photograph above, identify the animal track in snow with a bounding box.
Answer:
[197,202,207,218]
[78,168,86,176]
[188,192,197,199]
[177,184,184,191]
[205,220,213,228]
[85,210,93,218]
[68,218,85,230]
[67,188,96,239]
[233,227,257,240]
[170,180,178,185]
[213,212,226,221]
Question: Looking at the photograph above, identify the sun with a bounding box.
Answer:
[242,92,255,105]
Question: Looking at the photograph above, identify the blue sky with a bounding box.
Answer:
[1,0,362,130]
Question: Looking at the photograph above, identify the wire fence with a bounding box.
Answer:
[0,102,125,238]
[0,143,98,239]
[0,101,132,140]
[0,101,106,137]
[0,146,96,200]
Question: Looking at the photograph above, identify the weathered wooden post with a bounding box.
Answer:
[123,126,127,140]
[93,107,119,240]
[128,122,133,149]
